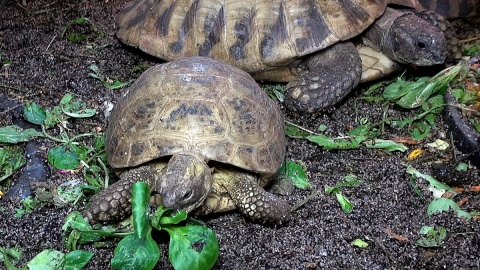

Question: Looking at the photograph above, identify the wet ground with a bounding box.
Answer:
[0,1,479,269]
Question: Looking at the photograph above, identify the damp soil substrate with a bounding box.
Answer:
[0,1,479,269]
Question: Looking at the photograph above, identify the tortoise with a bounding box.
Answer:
[84,57,290,224]
[115,0,459,114]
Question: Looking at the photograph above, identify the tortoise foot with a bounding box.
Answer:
[285,42,362,114]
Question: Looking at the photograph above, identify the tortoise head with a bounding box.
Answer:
[389,13,446,66]
[157,153,212,213]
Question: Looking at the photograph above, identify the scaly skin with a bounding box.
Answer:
[285,42,362,114]
[84,154,291,224]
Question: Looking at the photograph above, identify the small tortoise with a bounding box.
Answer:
[115,0,456,114]
[84,57,290,224]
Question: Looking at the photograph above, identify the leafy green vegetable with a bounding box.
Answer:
[60,93,96,118]
[335,193,353,214]
[64,250,94,270]
[406,166,456,194]
[278,161,311,189]
[27,249,65,270]
[89,65,129,90]
[427,198,472,219]
[351,239,369,248]
[364,139,408,152]
[24,102,46,125]
[415,226,447,247]
[284,124,311,138]
[0,146,25,182]
[166,225,219,270]
[0,125,44,143]
[47,146,80,170]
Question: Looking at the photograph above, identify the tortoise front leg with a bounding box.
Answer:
[83,165,163,224]
[285,41,362,115]
[218,169,291,224]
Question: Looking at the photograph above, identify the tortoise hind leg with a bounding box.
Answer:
[285,41,362,114]
[218,170,291,223]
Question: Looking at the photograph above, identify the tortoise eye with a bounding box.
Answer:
[183,190,193,201]
[417,41,426,49]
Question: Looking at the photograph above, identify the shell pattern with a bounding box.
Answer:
[106,57,286,179]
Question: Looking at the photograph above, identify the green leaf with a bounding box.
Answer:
[411,123,431,140]
[455,162,469,171]
[409,175,424,198]
[0,146,26,182]
[383,77,429,101]
[103,80,129,90]
[63,211,120,250]
[278,161,311,189]
[306,134,364,150]
[0,246,23,267]
[60,93,96,118]
[336,193,353,214]
[419,225,434,234]
[342,174,363,187]
[23,102,46,125]
[364,139,408,152]
[284,124,310,138]
[27,249,65,270]
[396,81,435,108]
[56,182,83,206]
[427,198,472,219]
[324,185,339,195]
[44,105,68,129]
[131,182,150,239]
[406,167,456,193]
[351,238,369,248]
[415,226,447,247]
[159,210,188,226]
[48,146,80,170]
[166,225,219,270]
[64,250,94,270]
[0,125,44,143]
[111,232,160,270]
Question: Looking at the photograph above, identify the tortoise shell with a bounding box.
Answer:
[116,0,388,73]
[106,57,286,180]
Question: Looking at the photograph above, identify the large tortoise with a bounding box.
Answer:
[115,0,458,114]
[84,57,290,224]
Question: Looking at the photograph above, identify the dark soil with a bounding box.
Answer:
[1,1,479,269]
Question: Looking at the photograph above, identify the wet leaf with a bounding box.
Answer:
[111,182,160,270]
[64,250,94,270]
[278,161,311,189]
[284,124,310,138]
[60,93,96,118]
[415,226,447,247]
[306,134,364,150]
[24,102,46,125]
[165,225,219,270]
[336,193,353,214]
[0,125,44,143]
[455,162,469,171]
[48,146,80,170]
[111,232,159,270]
[427,198,471,219]
[0,146,26,182]
[364,139,408,152]
[351,239,369,248]
[407,166,456,193]
[27,249,65,270]
[158,210,188,226]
